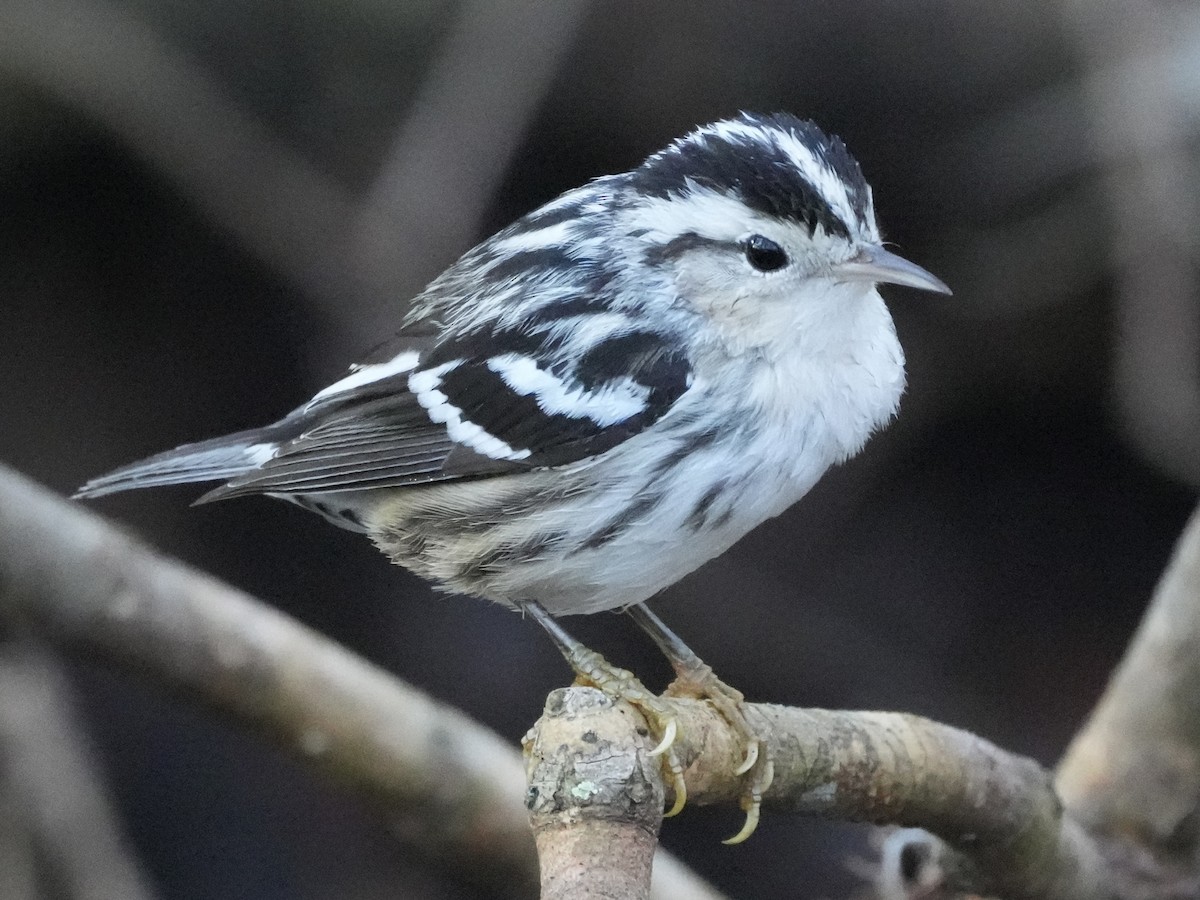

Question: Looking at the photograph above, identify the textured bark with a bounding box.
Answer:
[525,689,664,900]
[527,690,1113,900]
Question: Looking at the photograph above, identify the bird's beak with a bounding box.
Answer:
[833,245,952,295]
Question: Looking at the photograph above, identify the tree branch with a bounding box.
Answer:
[525,689,664,900]
[526,686,1114,900]
[1057,503,1200,851]
[0,639,158,900]
[524,501,1200,899]
[7,457,1200,898]
[0,462,725,900]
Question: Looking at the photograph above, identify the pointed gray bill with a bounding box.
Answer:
[833,245,952,295]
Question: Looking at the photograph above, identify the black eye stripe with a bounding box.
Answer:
[642,232,733,265]
[743,234,789,272]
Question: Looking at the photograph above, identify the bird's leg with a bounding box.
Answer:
[520,600,688,817]
[627,603,774,844]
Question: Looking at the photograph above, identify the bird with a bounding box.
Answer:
[77,112,950,842]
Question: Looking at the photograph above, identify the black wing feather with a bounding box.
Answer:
[202,327,691,501]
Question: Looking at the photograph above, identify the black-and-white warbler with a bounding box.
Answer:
[78,112,949,841]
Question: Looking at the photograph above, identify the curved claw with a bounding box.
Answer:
[647,716,677,758]
[722,758,773,843]
[722,795,761,845]
[663,757,687,817]
[733,739,759,776]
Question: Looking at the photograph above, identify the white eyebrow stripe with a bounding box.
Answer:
[770,129,857,229]
[621,186,769,244]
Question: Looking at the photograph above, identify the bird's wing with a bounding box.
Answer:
[199,324,692,500]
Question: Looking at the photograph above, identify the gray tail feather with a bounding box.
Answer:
[74,427,280,500]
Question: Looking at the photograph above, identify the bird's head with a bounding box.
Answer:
[618,112,950,356]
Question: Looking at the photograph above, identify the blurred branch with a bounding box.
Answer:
[4,467,1199,898]
[945,0,1200,482]
[0,639,158,900]
[1057,503,1200,849]
[350,0,590,353]
[1063,0,1200,487]
[946,5,1200,206]
[0,0,592,374]
[934,0,1200,402]
[0,0,362,305]
[0,462,723,900]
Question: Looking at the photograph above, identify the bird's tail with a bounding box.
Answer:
[74,427,281,500]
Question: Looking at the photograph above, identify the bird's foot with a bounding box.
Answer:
[663,658,773,844]
[563,645,689,817]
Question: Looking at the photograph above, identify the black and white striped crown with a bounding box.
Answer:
[631,112,874,241]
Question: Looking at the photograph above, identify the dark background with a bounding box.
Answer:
[2,0,1198,897]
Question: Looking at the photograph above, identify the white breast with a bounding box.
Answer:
[364,287,905,616]
[485,289,906,614]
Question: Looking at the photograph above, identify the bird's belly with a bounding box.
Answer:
[363,427,832,616]
[509,486,803,616]
[533,446,828,614]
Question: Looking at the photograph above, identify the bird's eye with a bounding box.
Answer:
[743,235,789,272]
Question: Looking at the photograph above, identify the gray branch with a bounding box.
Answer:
[0,462,724,900]
[4,458,1199,898]
[524,498,1200,899]
[1057,502,1200,854]
[350,0,591,349]
[525,689,665,900]
[526,689,1113,900]
[0,640,158,900]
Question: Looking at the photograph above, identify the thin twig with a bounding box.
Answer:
[7,459,1199,898]
[0,639,158,900]
[0,0,361,304]
[350,0,591,351]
